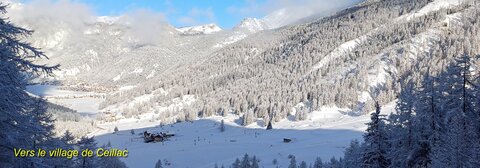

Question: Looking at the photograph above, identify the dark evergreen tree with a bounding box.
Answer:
[77,136,97,168]
[299,161,308,168]
[361,101,389,168]
[288,156,297,168]
[0,3,62,167]
[266,121,273,130]
[232,158,241,168]
[387,80,415,167]
[432,55,480,167]
[220,119,225,132]
[342,139,362,167]
[62,130,76,144]
[313,157,323,168]
[155,159,163,168]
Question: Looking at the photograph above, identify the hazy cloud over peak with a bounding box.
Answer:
[229,0,362,27]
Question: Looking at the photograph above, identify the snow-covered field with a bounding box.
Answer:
[94,103,396,168]
[25,84,396,167]
[26,85,104,114]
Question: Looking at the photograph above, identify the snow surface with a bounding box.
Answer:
[176,23,222,35]
[26,85,101,98]
[398,0,465,21]
[234,18,269,33]
[96,16,121,25]
[54,97,103,114]
[93,102,396,168]
[213,32,248,48]
[307,35,368,75]
[26,85,104,114]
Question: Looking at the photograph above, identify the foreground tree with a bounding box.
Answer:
[361,102,389,168]
[0,4,127,167]
[331,54,480,168]
[0,3,61,167]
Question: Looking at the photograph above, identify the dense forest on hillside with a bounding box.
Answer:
[100,0,480,128]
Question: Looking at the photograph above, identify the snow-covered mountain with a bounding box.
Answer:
[96,16,121,25]
[233,18,269,33]
[176,23,222,35]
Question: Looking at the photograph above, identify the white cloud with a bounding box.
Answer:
[4,0,95,49]
[5,0,173,47]
[120,9,172,45]
[229,0,362,27]
[6,0,95,30]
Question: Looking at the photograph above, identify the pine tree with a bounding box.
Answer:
[240,154,251,168]
[328,157,341,168]
[313,157,323,168]
[361,101,389,168]
[232,158,241,168]
[410,70,439,167]
[251,156,260,168]
[0,3,60,167]
[243,109,255,126]
[387,80,415,167]
[432,55,480,167]
[77,136,97,168]
[155,159,163,168]
[343,139,362,167]
[295,106,307,121]
[62,130,76,144]
[299,161,308,168]
[114,126,119,133]
[288,156,297,168]
[266,121,273,130]
[220,119,225,132]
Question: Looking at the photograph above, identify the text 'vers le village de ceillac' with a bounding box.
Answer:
[14,148,128,159]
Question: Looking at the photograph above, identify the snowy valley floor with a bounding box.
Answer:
[26,84,395,167]
[93,104,395,168]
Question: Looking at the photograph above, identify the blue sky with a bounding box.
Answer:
[17,0,361,29]
[70,0,267,28]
